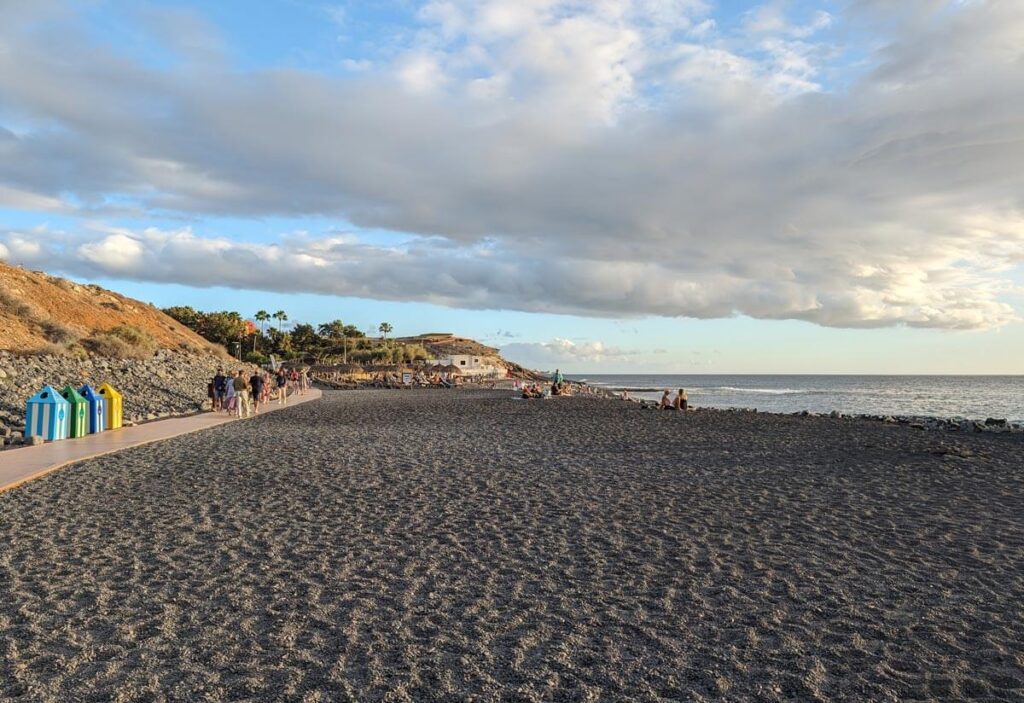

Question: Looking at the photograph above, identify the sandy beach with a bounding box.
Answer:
[1,389,1022,701]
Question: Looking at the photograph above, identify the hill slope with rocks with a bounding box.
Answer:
[0,261,225,355]
[399,333,544,380]
[0,263,248,447]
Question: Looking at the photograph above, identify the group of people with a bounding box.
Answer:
[660,388,689,412]
[521,383,547,399]
[210,367,309,417]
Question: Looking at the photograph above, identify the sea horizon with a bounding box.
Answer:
[573,373,1024,422]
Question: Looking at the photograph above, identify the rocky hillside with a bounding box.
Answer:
[0,350,253,447]
[0,263,253,447]
[398,333,544,380]
[0,261,226,356]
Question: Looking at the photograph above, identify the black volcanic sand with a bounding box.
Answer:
[1,390,1022,701]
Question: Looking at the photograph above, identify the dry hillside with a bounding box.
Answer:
[401,333,500,358]
[400,333,545,380]
[0,261,226,357]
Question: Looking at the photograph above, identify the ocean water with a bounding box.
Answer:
[575,375,1024,422]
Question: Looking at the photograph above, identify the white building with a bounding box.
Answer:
[440,354,502,377]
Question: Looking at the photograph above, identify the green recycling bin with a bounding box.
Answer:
[60,386,89,439]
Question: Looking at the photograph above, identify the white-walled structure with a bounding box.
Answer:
[439,354,502,377]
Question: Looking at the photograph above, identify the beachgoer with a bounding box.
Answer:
[276,369,288,405]
[621,390,631,401]
[225,375,237,416]
[234,370,251,418]
[660,390,672,410]
[551,382,561,396]
[213,369,227,411]
[553,368,564,385]
[250,371,265,414]
[674,388,689,411]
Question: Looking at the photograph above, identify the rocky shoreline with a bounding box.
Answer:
[628,398,1023,434]
[0,350,254,448]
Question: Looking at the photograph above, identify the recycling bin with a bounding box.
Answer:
[25,385,71,441]
[97,383,123,430]
[79,384,107,434]
[59,386,89,439]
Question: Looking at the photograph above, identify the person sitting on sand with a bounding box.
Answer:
[551,382,562,396]
[660,390,672,410]
[674,388,689,411]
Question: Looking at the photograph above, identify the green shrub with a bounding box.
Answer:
[37,342,71,357]
[0,290,34,318]
[65,343,89,360]
[83,325,155,359]
[40,320,78,344]
[83,333,137,359]
[244,351,268,365]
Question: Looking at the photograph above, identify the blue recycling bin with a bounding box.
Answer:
[79,384,107,434]
[25,385,71,441]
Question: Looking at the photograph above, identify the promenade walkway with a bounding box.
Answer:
[0,388,321,493]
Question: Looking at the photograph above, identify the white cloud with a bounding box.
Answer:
[501,337,638,366]
[396,52,448,93]
[2,222,1018,330]
[0,1,1021,330]
[76,233,146,270]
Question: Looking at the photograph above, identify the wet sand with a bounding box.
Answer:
[1,390,1022,701]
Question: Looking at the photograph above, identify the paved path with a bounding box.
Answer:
[0,389,321,493]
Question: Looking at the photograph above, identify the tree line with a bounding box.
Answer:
[163,307,425,365]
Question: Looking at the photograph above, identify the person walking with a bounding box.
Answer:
[213,369,227,411]
[276,369,288,405]
[234,370,251,418]
[250,370,265,414]
[225,374,237,416]
[261,372,272,405]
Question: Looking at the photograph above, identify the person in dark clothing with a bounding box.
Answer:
[250,372,265,414]
[276,370,288,405]
[213,369,228,411]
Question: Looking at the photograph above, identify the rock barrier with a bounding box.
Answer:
[0,350,256,448]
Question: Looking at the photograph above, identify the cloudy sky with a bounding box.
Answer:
[1,0,1022,373]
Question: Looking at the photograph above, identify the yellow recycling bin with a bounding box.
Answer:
[97,383,123,429]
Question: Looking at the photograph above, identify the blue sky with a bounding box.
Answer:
[1,0,1023,373]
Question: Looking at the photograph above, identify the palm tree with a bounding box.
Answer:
[319,319,348,363]
[254,310,270,351]
[318,320,345,340]
[379,322,392,341]
[273,310,288,333]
